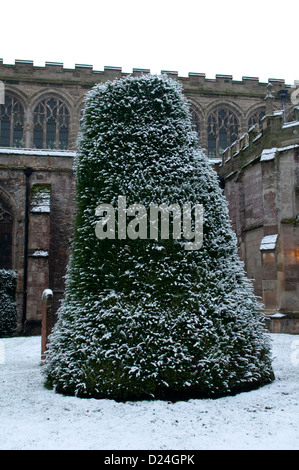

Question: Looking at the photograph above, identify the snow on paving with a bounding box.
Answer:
[0,333,298,450]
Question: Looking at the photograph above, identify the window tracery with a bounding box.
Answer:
[33,97,70,149]
[207,107,239,158]
[248,108,266,129]
[0,94,24,147]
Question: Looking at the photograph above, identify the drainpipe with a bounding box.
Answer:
[22,167,33,334]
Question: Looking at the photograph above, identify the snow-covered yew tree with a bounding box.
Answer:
[44,74,274,400]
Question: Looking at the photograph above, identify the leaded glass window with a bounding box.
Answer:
[33,97,70,149]
[248,108,266,129]
[207,108,239,158]
[0,95,24,147]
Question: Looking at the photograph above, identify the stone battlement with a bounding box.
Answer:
[0,59,291,95]
[219,109,299,176]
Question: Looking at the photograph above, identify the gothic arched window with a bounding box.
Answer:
[207,107,239,159]
[0,95,24,148]
[33,97,70,150]
[248,108,266,129]
[286,107,297,123]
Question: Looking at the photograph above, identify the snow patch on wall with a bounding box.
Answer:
[30,250,49,257]
[260,148,277,161]
[260,234,278,251]
[31,187,51,213]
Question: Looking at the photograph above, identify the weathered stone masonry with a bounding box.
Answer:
[0,59,295,154]
[0,60,298,333]
[218,111,299,333]
[0,148,75,334]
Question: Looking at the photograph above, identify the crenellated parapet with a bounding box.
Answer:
[219,110,299,177]
[0,58,291,91]
[0,59,297,156]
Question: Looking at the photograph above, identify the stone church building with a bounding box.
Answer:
[0,59,298,334]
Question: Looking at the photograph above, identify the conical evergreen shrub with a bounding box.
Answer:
[44,74,274,400]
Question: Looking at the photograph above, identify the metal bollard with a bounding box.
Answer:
[41,289,53,362]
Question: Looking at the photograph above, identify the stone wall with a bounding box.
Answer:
[218,112,299,333]
[0,59,295,155]
[1,60,298,334]
[0,148,75,334]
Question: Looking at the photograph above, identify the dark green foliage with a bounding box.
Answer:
[0,269,17,337]
[44,74,274,400]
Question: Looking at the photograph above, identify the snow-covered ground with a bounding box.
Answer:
[0,333,298,450]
